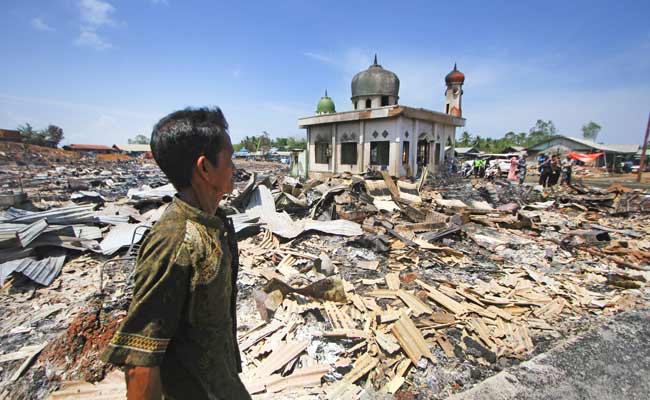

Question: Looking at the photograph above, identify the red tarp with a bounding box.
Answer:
[568,151,604,163]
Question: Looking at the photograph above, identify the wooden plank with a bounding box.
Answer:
[265,365,330,393]
[253,341,309,378]
[357,260,379,270]
[374,330,401,355]
[324,302,355,330]
[382,376,405,395]
[343,353,379,384]
[239,321,283,352]
[349,294,367,313]
[379,309,402,324]
[435,334,455,358]
[486,305,513,321]
[416,279,466,315]
[397,290,433,316]
[391,313,434,364]
[385,272,401,290]
[467,318,496,351]
[367,289,399,299]
[381,171,401,200]
[322,329,368,340]
[464,302,497,319]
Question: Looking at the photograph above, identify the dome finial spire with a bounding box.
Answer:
[325,89,328,97]
[373,54,378,65]
[453,62,457,71]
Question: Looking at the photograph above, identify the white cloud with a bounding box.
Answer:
[74,29,112,50]
[79,0,115,28]
[31,18,54,32]
[75,0,117,50]
[303,52,335,65]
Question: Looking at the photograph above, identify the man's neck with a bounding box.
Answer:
[178,186,221,215]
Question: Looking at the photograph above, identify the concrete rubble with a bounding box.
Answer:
[0,148,649,399]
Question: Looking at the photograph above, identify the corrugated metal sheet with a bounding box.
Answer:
[0,247,34,264]
[127,183,176,201]
[3,205,96,225]
[99,223,149,255]
[246,186,362,239]
[0,254,66,286]
[0,219,48,248]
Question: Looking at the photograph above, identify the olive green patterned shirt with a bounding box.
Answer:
[101,197,251,400]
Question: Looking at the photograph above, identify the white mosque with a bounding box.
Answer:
[298,55,466,178]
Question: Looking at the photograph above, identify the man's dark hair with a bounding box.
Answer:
[150,107,230,189]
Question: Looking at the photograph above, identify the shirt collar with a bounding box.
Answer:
[172,196,225,230]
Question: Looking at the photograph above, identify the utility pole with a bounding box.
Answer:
[637,110,650,183]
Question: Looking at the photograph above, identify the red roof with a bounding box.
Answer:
[64,144,114,151]
[0,129,21,140]
[445,63,465,85]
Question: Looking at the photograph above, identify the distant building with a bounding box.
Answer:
[112,144,152,156]
[453,146,480,159]
[298,56,466,178]
[234,148,250,158]
[501,145,525,154]
[63,144,114,154]
[526,135,638,168]
[0,129,22,143]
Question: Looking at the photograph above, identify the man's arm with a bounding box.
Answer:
[125,366,162,400]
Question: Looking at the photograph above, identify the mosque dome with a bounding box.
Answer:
[445,63,465,85]
[351,55,400,99]
[316,90,336,114]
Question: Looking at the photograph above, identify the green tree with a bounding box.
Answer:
[128,134,149,144]
[17,123,37,143]
[258,131,271,152]
[516,132,527,145]
[457,131,473,147]
[504,131,517,143]
[240,136,258,152]
[273,137,288,149]
[286,136,307,150]
[44,125,64,146]
[527,119,557,146]
[581,121,601,141]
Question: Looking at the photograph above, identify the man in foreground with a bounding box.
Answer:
[101,107,251,400]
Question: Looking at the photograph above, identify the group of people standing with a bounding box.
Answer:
[508,155,527,185]
[537,153,573,187]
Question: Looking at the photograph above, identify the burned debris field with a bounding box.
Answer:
[1,146,649,399]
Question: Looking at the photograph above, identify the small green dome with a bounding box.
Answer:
[316,90,336,114]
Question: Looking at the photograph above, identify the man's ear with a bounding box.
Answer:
[196,155,209,178]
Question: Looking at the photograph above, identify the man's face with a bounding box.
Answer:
[203,134,235,200]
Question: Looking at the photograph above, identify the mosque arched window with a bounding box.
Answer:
[365,99,371,109]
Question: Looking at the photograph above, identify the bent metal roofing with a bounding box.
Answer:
[64,144,114,151]
[528,135,638,154]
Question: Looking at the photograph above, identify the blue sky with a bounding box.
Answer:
[1,0,649,146]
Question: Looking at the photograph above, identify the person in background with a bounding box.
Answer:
[548,155,561,186]
[478,158,487,178]
[517,155,527,185]
[561,155,573,185]
[462,160,473,178]
[473,158,481,177]
[508,155,518,181]
[538,153,550,187]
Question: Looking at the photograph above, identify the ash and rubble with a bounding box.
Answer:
[1,149,649,399]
